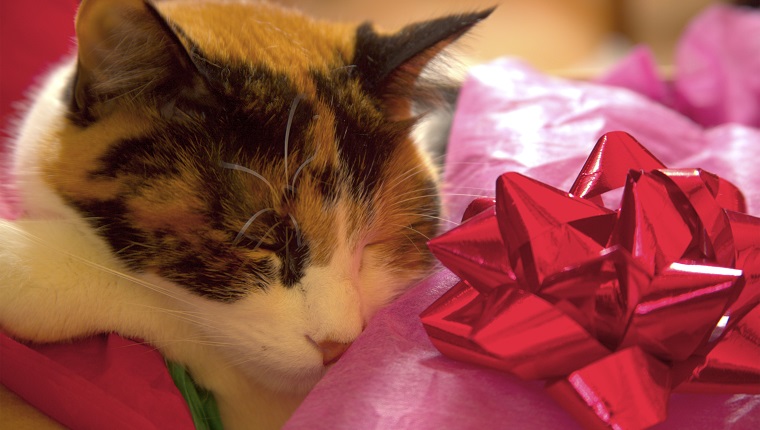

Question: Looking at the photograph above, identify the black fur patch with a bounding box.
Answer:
[161,240,275,301]
[71,197,150,270]
[271,220,310,288]
[315,166,340,204]
[311,69,411,201]
[195,61,318,166]
[89,136,180,180]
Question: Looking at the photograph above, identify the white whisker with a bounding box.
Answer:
[288,213,302,248]
[251,222,281,251]
[397,212,461,227]
[219,161,277,196]
[284,93,305,181]
[384,162,433,192]
[331,64,357,74]
[235,208,275,244]
[397,228,424,255]
[397,224,432,242]
[387,192,490,212]
[390,186,439,201]
[2,222,198,308]
[442,192,493,199]
[291,154,316,190]
[126,303,218,326]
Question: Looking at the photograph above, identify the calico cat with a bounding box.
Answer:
[0,0,490,428]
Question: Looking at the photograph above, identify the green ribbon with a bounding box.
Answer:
[166,360,224,430]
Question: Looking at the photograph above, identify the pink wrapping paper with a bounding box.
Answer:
[285,5,760,429]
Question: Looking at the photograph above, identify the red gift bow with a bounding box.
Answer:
[421,131,760,430]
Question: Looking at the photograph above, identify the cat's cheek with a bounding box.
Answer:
[357,245,410,319]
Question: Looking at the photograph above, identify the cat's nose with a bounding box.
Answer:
[318,340,352,366]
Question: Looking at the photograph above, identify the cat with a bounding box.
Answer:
[0,0,490,428]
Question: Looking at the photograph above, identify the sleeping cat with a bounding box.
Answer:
[0,0,490,428]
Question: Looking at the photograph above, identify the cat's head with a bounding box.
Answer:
[41,0,489,391]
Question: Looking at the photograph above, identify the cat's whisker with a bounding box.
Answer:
[193,54,223,69]
[401,224,432,242]
[288,213,302,248]
[2,222,201,308]
[388,186,440,201]
[126,303,219,326]
[290,153,316,190]
[385,194,438,212]
[235,208,275,245]
[441,187,497,193]
[386,192,490,212]
[219,161,277,196]
[250,221,281,251]
[284,93,306,182]
[423,152,448,167]
[396,212,461,227]
[396,228,424,256]
[384,162,435,192]
[223,352,272,371]
[112,241,148,255]
[442,159,514,169]
[435,192,494,200]
[330,64,357,74]
[129,337,241,349]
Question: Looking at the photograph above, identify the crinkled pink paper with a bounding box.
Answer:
[285,6,760,430]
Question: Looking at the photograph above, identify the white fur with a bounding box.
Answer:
[0,60,414,429]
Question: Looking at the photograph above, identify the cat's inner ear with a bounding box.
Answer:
[353,8,494,120]
[72,0,211,122]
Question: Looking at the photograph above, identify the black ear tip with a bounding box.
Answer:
[461,6,497,25]
[476,6,497,20]
[439,7,494,38]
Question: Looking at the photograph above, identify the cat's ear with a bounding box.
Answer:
[72,0,210,123]
[353,9,494,119]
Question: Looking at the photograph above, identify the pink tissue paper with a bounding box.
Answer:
[284,5,760,430]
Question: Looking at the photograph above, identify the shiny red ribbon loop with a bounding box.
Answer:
[422,131,760,429]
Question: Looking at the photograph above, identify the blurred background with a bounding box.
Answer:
[271,0,752,76]
[2,0,758,121]
[2,0,758,122]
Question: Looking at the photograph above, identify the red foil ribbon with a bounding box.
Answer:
[421,131,760,429]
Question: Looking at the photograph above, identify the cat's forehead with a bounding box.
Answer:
[157,1,356,77]
[153,1,384,163]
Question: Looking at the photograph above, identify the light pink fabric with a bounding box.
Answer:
[286,6,760,429]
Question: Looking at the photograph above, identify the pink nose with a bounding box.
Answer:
[318,340,352,366]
